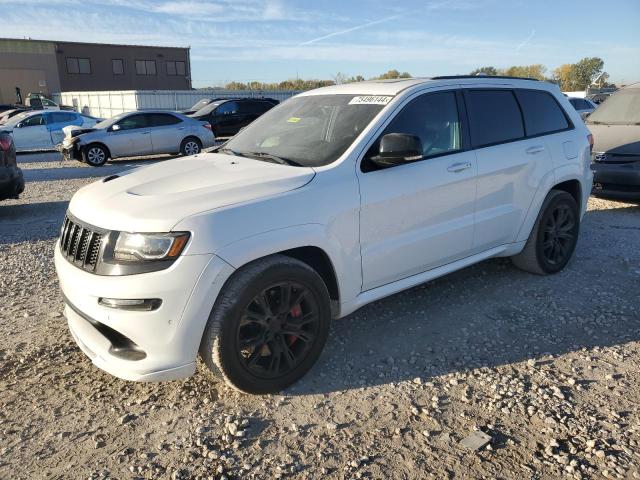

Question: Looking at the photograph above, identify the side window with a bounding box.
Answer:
[116,114,148,130]
[365,91,462,169]
[515,90,570,136]
[465,90,524,148]
[42,99,56,107]
[50,112,77,123]
[215,102,239,115]
[23,115,45,127]
[148,113,181,126]
[238,101,264,114]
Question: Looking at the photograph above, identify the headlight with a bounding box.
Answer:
[113,232,190,261]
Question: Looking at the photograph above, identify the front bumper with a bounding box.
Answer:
[0,165,24,200]
[55,243,234,381]
[58,141,82,161]
[591,161,640,201]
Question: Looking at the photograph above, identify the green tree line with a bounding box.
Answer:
[470,57,612,90]
[218,69,412,91]
[214,59,611,92]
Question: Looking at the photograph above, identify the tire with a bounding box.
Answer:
[200,255,332,394]
[180,137,201,156]
[82,144,108,167]
[511,190,580,275]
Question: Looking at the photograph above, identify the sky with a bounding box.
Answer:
[2,0,639,87]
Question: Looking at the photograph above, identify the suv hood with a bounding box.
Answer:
[69,153,315,232]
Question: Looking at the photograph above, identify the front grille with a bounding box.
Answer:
[60,216,103,271]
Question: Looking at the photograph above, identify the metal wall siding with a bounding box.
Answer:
[53,89,301,118]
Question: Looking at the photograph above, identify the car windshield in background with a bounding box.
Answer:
[587,88,640,125]
[190,99,211,111]
[94,113,127,129]
[3,112,33,127]
[221,94,390,167]
[193,101,224,117]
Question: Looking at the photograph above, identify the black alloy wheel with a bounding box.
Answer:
[541,203,576,266]
[236,282,319,379]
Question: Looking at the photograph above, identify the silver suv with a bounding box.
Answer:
[61,110,215,166]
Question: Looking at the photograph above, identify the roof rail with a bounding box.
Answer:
[432,75,540,81]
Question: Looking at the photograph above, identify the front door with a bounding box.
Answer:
[12,113,51,150]
[213,101,241,136]
[358,90,477,291]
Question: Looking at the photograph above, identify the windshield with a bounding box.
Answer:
[190,99,212,111]
[193,101,223,117]
[3,112,33,127]
[587,88,640,125]
[95,112,128,129]
[221,94,389,167]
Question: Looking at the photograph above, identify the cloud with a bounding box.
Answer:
[516,29,536,51]
[299,14,403,46]
[153,1,224,16]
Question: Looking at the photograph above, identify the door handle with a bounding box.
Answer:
[178,127,185,130]
[526,145,545,155]
[140,131,151,135]
[447,162,472,173]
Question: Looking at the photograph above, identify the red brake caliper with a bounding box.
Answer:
[288,304,302,346]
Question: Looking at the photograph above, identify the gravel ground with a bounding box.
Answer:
[1,152,639,480]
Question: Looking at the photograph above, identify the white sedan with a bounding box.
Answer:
[1,110,99,151]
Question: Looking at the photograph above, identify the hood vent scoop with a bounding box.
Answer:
[103,175,120,183]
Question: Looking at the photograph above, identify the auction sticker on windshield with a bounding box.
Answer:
[348,96,393,105]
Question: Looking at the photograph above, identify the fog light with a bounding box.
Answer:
[98,298,162,311]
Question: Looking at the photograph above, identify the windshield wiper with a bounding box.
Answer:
[218,147,247,158]
[245,151,302,167]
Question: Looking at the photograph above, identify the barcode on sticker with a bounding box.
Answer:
[348,96,393,105]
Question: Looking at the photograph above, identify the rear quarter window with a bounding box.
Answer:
[465,90,525,148]
[515,90,570,136]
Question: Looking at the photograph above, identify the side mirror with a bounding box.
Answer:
[15,122,24,128]
[372,133,423,167]
[110,124,121,132]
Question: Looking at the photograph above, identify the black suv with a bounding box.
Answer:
[189,98,278,137]
[0,131,24,201]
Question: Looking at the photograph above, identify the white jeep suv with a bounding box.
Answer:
[55,76,593,394]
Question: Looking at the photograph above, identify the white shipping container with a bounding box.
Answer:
[53,89,300,119]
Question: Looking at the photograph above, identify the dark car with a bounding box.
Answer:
[189,98,278,137]
[588,82,640,202]
[0,131,25,201]
[179,97,223,116]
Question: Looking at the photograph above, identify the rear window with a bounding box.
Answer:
[465,90,524,148]
[515,90,570,136]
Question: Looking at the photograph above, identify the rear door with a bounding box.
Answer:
[147,113,184,154]
[47,111,80,146]
[464,88,553,252]
[11,113,50,150]
[107,113,153,157]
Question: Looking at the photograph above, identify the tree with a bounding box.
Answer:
[551,57,606,91]
[470,66,498,76]
[374,69,412,80]
[500,64,546,80]
[552,64,574,90]
[571,57,605,89]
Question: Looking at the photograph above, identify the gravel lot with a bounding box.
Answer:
[1,152,639,480]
